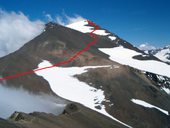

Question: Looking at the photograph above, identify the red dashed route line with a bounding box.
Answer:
[0,20,99,81]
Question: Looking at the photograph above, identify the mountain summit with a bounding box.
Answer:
[147,45,170,63]
[0,20,170,128]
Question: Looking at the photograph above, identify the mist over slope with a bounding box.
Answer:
[0,84,65,119]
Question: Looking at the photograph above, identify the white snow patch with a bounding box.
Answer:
[35,60,132,128]
[109,103,114,107]
[67,20,110,36]
[105,99,111,102]
[161,87,170,95]
[67,20,93,33]
[156,75,165,81]
[142,54,149,57]
[110,65,119,69]
[99,46,170,78]
[94,30,110,36]
[108,36,116,41]
[131,99,169,115]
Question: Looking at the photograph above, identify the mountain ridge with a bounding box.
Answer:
[0,20,170,128]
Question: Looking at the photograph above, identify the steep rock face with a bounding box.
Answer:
[145,72,170,95]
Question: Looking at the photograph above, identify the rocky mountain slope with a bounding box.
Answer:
[0,103,127,128]
[0,20,170,128]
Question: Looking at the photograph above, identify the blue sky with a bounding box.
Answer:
[0,0,170,47]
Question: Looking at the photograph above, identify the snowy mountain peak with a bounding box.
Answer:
[153,46,170,63]
[140,45,170,63]
[138,43,156,51]
[1,16,170,128]
[66,20,93,33]
[66,20,117,40]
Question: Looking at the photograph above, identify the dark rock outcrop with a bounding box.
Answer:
[6,103,127,128]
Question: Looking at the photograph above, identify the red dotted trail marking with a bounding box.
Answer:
[0,20,99,81]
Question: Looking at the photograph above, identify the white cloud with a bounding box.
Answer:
[45,13,53,21]
[56,14,85,26]
[138,43,156,51]
[56,16,65,26]
[0,10,45,57]
[0,84,66,119]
